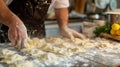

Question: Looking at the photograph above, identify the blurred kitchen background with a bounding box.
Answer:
[45,0,120,37]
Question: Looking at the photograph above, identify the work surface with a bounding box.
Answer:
[0,37,120,67]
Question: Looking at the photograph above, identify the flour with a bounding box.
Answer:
[0,37,120,66]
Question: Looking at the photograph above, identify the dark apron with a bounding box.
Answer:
[0,0,51,43]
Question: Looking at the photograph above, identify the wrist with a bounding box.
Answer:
[7,15,22,27]
[58,21,68,30]
[59,25,68,30]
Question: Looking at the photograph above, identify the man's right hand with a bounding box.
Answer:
[8,18,28,49]
[0,0,28,49]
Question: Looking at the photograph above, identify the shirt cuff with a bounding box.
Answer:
[53,0,69,8]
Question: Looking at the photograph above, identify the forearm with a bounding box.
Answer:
[0,0,18,27]
[55,8,69,29]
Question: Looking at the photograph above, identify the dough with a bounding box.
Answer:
[9,61,37,67]
[38,53,60,62]
[96,43,113,49]
[22,49,45,56]
[45,37,64,45]
[0,37,88,66]
[27,38,43,48]
[0,49,26,64]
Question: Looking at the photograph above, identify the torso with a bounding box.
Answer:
[0,0,52,43]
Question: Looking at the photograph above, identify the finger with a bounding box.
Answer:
[21,31,28,48]
[8,30,11,41]
[72,29,86,39]
[10,28,18,40]
[14,29,18,40]
[16,39,22,49]
[8,30,14,42]
[9,33,17,47]
[21,38,28,48]
[61,29,74,39]
[67,31,74,40]
[64,28,74,39]
[8,28,18,44]
[11,40,17,47]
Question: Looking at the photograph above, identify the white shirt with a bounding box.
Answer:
[50,0,69,9]
[48,0,69,13]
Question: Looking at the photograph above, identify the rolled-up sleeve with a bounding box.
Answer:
[50,0,69,9]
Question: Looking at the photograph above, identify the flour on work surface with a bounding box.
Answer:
[0,37,120,66]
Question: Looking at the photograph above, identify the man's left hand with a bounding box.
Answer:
[60,27,86,39]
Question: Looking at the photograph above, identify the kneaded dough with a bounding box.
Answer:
[9,61,37,67]
[38,53,60,62]
[96,43,113,49]
[1,37,119,66]
[0,37,88,65]
[0,49,26,64]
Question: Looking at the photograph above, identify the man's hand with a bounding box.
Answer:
[0,0,28,49]
[8,19,28,49]
[60,27,86,39]
[55,8,86,39]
